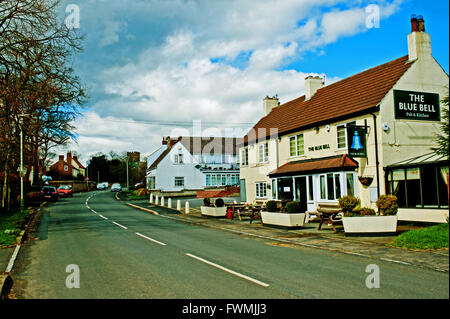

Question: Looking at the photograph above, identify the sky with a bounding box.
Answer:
[56,0,449,165]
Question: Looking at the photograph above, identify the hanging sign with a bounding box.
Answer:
[347,125,367,158]
[393,90,440,121]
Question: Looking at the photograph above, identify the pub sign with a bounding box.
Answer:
[347,125,367,158]
[393,90,440,121]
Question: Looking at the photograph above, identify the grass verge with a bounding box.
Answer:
[389,223,449,250]
[0,209,31,247]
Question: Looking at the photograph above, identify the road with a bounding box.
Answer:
[12,191,449,299]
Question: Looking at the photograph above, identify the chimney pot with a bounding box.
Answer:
[417,15,425,32]
[410,14,418,32]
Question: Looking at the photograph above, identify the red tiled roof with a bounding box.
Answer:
[243,55,415,145]
[269,155,358,177]
[148,137,182,170]
[180,136,243,155]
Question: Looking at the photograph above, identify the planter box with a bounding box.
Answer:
[261,212,306,228]
[200,206,227,217]
[342,216,398,234]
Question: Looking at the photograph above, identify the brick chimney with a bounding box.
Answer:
[262,96,279,116]
[304,75,324,100]
[67,152,72,165]
[408,14,431,61]
[59,155,64,162]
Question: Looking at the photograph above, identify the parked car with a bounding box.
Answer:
[96,183,107,190]
[110,183,122,192]
[39,186,58,201]
[57,185,73,197]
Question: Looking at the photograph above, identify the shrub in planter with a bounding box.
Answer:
[215,198,224,207]
[353,207,377,216]
[265,200,278,212]
[376,195,398,216]
[203,198,211,207]
[338,195,360,214]
[286,201,301,214]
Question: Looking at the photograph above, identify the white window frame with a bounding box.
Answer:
[258,142,269,163]
[336,124,347,150]
[174,177,184,187]
[289,134,305,157]
[255,182,267,198]
[174,153,184,164]
[241,148,248,166]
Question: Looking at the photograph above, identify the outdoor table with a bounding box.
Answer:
[226,204,264,223]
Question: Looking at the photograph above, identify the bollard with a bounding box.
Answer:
[155,195,159,205]
[185,201,189,214]
[168,198,172,208]
[161,196,165,206]
[177,200,181,211]
[149,193,153,204]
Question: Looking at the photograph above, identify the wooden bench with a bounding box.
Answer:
[316,203,343,233]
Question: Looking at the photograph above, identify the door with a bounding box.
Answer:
[240,179,246,203]
[294,176,308,213]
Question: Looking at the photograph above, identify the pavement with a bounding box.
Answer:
[118,195,449,273]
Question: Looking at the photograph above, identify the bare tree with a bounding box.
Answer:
[0,0,86,210]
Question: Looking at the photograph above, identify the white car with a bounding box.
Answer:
[110,183,122,192]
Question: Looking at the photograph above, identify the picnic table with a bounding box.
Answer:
[225,204,264,224]
[316,203,343,233]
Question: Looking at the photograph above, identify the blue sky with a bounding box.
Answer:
[58,0,449,163]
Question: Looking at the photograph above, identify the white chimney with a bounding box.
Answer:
[408,14,432,61]
[263,96,279,116]
[304,75,324,100]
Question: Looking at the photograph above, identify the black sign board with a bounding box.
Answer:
[347,125,367,158]
[394,90,440,121]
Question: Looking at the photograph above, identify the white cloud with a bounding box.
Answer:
[60,0,404,161]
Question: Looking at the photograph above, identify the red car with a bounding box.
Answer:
[57,185,73,197]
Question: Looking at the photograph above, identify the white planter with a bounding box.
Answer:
[261,212,306,228]
[342,216,398,234]
[201,206,227,217]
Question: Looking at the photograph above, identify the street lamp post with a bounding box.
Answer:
[18,113,29,211]
[126,157,129,191]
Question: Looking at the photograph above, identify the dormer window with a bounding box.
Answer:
[174,153,183,164]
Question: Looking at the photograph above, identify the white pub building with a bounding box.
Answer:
[238,15,449,223]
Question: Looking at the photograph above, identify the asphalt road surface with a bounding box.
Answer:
[12,191,449,299]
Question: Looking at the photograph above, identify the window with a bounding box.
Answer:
[290,134,304,157]
[308,176,314,201]
[211,174,217,186]
[241,148,248,166]
[232,174,239,185]
[271,179,277,200]
[206,174,211,186]
[337,125,347,149]
[174,177,184,187]
[327,174,335,200]
[346,173,355,197]
[334,174,342,199]
[64,165,69,171]
[174,153,183,164]
[337,121,356,149]
[258,142,268,163]
[221,174,227,186]
[320,173,343,201]
[148,176,156,189]
[320,175,326,199]
[256,182,267,198]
